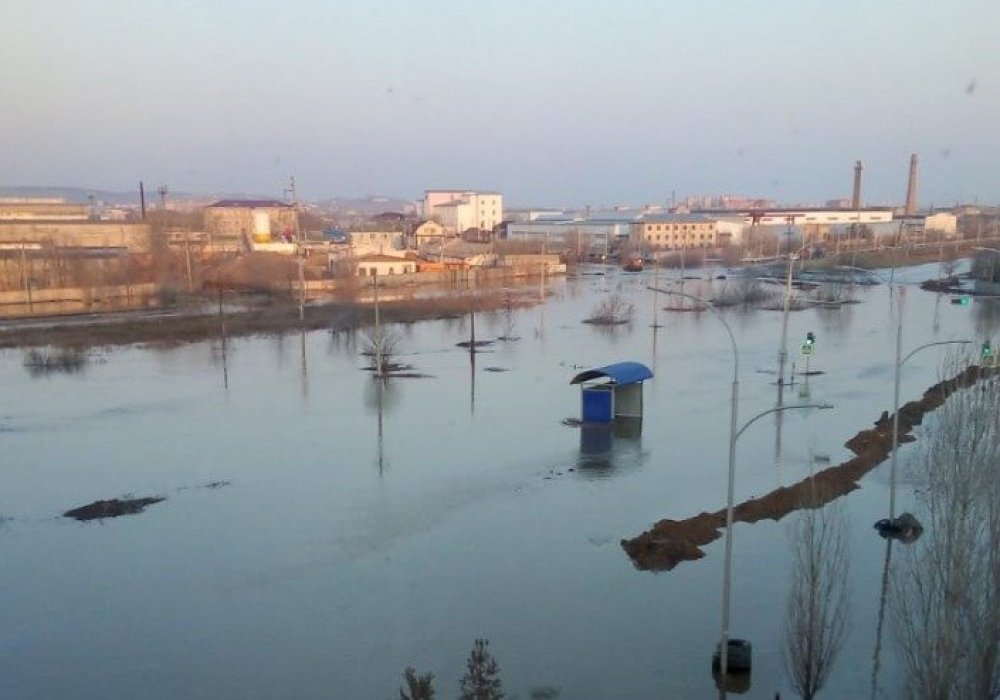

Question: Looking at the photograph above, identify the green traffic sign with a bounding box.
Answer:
[801,344,814,356]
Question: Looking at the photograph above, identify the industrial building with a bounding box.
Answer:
[0,198,92,221]
[505,214,633,255]
[204,199,298,243]
[630,213,719,250]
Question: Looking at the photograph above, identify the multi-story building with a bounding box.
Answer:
[204,199,298,243]
[630,214,719,251]
[423,190,503,235]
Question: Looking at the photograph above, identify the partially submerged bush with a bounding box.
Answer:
[811,283,858,306]
[584,293,634,325]
[712,279,776,308]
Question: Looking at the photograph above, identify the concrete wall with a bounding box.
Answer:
[0,283,159,318]
[294,263,565,295]
[0,222,153,251]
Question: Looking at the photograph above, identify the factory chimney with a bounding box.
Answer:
[852,160,863,210]
[904,153,918,216]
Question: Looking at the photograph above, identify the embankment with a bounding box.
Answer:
[621,364,999,572]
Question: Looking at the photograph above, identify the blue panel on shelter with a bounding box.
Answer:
[581,386,614,423]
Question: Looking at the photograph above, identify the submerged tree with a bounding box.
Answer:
[459,639,504,700]
[361,325,403,376]
[398,666,435,700]
[782,501,850,699]
[891,365,1000,699]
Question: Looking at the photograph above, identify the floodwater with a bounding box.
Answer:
[1,261,995,699]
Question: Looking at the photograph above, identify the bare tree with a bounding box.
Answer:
[398,666,435,700]
[891,364,1000,699]
[782,500,851,699]
[361,325,404,376]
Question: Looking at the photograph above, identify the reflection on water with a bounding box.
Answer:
[974,297,1000,339]
[22,348,91,377]
[577,418,645,477]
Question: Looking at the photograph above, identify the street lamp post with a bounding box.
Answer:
[844,263,973,521]
[888,335,971,518]
[649,285,832,690]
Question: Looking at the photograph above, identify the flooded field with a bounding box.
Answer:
[1,261,996,698]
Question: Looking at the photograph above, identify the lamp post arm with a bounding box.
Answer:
[648,285,739,381]
[735,403,834,443]
[900,340,971,368]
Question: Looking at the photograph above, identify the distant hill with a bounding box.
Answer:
[0,185,186,206]
[0,186,417,210]
[320,196,417,216]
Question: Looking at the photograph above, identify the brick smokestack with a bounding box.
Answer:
[852,160,863,210]
[904,153,918,216]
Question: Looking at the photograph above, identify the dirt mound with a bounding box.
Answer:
[64,496,165,521]
[622,365,998,572]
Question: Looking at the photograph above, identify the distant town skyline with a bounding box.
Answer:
[3,1,997,208]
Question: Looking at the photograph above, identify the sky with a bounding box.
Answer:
[2,0,998,208]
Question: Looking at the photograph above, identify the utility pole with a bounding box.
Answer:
[157,185,169,210]
[373,273,382,377]
[287,176,305,322]
[184,235,193,293]
[777,224,796,388]
[139,181,147,219]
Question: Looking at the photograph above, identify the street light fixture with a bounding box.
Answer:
[888,334,971,519]
[834,266,971,521]
[649,285,832,690]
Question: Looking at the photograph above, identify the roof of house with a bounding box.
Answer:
[637,213,715,223]
[356,254,411,263]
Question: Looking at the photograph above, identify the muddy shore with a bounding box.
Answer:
[0,287,538,350]
[621,364,999,572]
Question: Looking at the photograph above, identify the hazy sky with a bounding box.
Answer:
[2,0,997,207]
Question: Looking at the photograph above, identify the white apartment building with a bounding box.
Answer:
[423,190,503,235]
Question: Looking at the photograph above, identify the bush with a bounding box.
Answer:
[584,293,634,325]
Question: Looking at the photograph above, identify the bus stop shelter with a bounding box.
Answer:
[570,361,653,423]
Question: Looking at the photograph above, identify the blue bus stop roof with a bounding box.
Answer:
[570,361,653,386]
